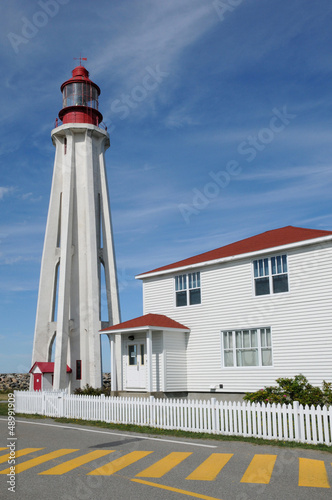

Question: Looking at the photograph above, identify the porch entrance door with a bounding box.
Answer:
[126,342,146,390]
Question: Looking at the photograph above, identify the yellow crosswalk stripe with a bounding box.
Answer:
[39,450,115,475]
[298,458,330,488]
[88,451,153,475]
[240,454,277,484]
[132,478,224,500]
[136,452,192,478]
[186,453,233,481]
[0,448,44,464]
[0,449,78,474]
[0,445,329,490]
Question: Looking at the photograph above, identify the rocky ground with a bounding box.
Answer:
[0,373,112,392]
[0,373,30,392]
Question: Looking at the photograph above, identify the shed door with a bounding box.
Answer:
[33,373,42,391]
[126,343,146,389]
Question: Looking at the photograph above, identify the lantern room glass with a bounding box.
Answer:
[63,83,99,110]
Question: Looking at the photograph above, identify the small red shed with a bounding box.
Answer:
[29,362,72,391]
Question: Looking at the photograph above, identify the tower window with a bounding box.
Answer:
[64,137,67,155]
[76,360,82,380]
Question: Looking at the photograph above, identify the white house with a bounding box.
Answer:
[101,226,332,399]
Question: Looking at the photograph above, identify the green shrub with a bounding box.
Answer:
[243,374,332,407]
[74,384,112,396]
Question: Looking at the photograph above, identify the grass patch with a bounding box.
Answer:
[0,403,8,416]
[9,411,332,454]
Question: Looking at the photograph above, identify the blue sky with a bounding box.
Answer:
[1,0,332,374]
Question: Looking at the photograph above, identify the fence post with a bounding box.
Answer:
[13,390,18,413]
[101,394,106,422]
[42,392,46,415]
[57,392,65,417]
[150,396,155,427]
[293,400,300,441]
[211,398,217,434]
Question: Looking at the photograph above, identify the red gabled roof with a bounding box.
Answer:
[138,226,332,276]
[100,313,189,332]
[29,362,72,374]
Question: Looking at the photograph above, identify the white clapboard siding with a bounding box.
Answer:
[163,331,187,391]
[142,241,332,393]
[152,331,163,392]
[14,391,332,446]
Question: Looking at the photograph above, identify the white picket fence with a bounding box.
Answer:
[14,391,332,446]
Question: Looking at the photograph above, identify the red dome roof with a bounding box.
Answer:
[72,65,89,78]
[60,65,101,94]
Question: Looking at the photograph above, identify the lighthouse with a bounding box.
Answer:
[30,63,120,392]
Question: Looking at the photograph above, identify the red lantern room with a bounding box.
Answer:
[58,65,103,126]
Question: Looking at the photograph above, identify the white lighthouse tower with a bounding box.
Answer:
[30,63,120,392]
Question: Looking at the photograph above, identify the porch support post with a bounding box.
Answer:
[109,333,116,391]
[146,329,153,393]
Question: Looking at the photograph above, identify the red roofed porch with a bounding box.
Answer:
[100,314,190,394]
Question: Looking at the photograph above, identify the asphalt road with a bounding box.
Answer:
[0,417,331,500]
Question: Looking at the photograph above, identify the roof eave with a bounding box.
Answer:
[100,325,190,334]
[136,234,332,279]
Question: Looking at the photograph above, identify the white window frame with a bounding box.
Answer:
[175,271,201,307]
[221,327,273,368]
[253,254,289,296]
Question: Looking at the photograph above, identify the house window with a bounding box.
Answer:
[175,272,201,307]
[140,344,145,365]
[253,255,288,296]
[222,328,272,367]
[76,360,82,380]
[128,345,137,365]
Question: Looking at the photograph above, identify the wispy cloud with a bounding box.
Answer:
[0,221,45,268]
[20,192,43,203]
[210,169,332,211]
[0,187,14,200]
[238,165,332,182]
[195,126,332,149]
[0,281,38,292]
[0,221,45,239]
[92,1,217,81]
[164,107,199,129]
